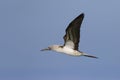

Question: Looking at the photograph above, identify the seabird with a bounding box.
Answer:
[41,13,97,58]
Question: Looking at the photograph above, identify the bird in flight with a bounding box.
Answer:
[41,13,97,58]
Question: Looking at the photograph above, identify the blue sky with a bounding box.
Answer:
[0,0,120,80]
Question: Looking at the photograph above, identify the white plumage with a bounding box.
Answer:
[41,13,97,58]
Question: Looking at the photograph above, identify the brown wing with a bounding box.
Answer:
[63,13,84,50]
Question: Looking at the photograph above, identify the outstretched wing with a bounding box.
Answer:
[63,13,84,50]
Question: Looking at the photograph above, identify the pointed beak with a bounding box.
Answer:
[40,47,50,51]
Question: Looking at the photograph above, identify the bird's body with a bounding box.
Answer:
[41,13,97,58]
[47,45,82,56]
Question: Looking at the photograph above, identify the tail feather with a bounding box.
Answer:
[82,53,98,59]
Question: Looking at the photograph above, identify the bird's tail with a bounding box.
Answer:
[82,52,98,59]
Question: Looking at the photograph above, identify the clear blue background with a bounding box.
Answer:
[0,0,120,80]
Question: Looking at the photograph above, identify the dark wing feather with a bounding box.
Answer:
[63,13,84,50]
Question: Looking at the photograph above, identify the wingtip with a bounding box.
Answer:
[81,13,84,15]
[80,13,84,16]
[78,13,84,19]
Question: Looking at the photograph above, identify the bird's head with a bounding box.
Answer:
[41,45,61,51]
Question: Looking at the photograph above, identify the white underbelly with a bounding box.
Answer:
[59,47,79,56]
[62,47,74,55]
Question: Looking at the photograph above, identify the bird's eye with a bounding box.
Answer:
[48,47,51,49]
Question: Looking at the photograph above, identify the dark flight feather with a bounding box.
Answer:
[63,13,84,50]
